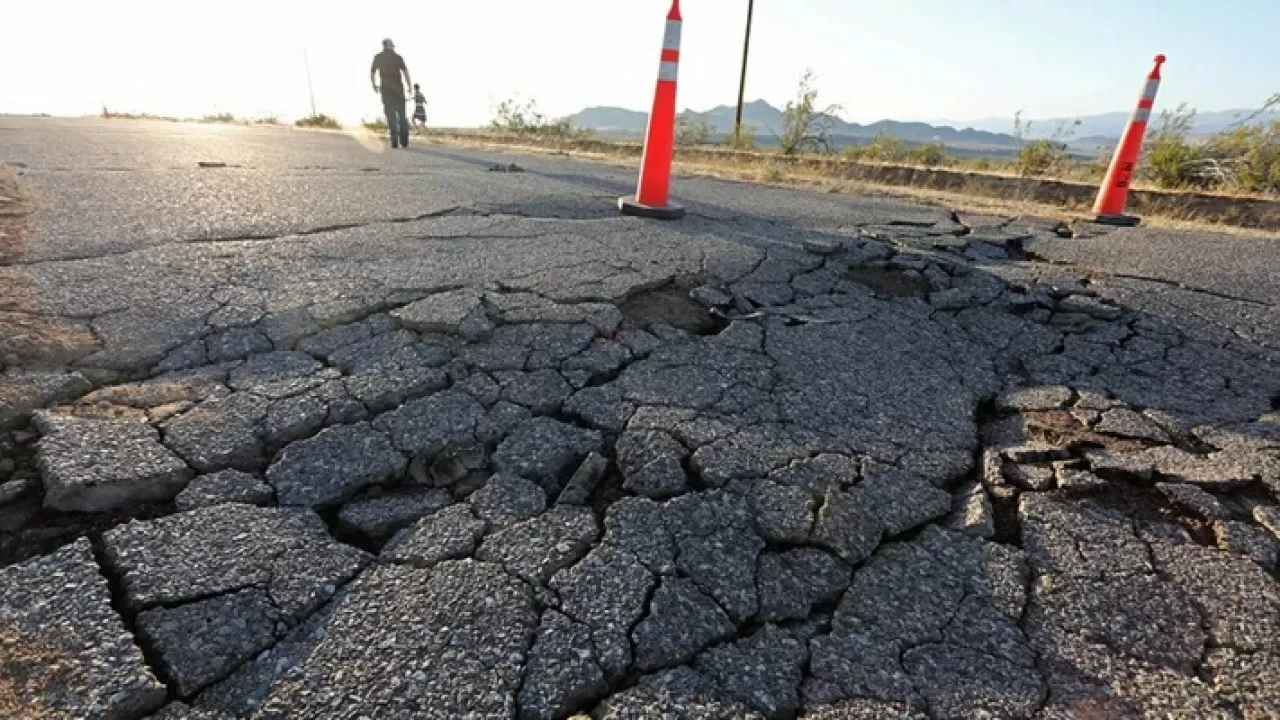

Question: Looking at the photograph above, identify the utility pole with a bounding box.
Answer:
[733,0,755,145]
[303,49,317,117]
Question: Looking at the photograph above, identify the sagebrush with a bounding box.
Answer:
[1141,94,1280,195]
[296,114,341,130]
[780,69,842,155]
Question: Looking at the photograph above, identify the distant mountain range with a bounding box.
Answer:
[947,108,1275,140]
[568,100,1276,158]
[571,100,1023,153]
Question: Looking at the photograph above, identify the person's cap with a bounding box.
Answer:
[382,38,394,49]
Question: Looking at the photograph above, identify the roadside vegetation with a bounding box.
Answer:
[295,113,341,130]
[100,108,179,122]
[676,115,714,147]
[482,78,1279,203]
[779,69,842,155]
[1143,95,1280,195]
[101,109,283,126]
[490,98,594,141]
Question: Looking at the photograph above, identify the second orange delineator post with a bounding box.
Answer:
[620,0,686,220]
[1094,54,1167,226]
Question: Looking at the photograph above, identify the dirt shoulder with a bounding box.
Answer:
[426,131,1280,234]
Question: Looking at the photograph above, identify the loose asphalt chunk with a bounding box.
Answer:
[372,389,487,457]
[162,392,270,472]
[809,527,1036,715]
[492,416,603,484]
[750,479,817,544]
[693,624,808,719]
[470,473,547,529]
[755,547,852,623]
[137,587,284,697]
[1151,540,1280,653]
[0,369,91,430]
[253,560,536,719]
[1019,492,1152,579]
[675,526,764,623]
[266,422,406,507]
[34,411,192,512]
[381,503,487,568]
[391,288,485,335]
[0,539,166,718]
[336,487,453,543]
[518,609,609,720]
[174,469,274,511]
[550,544,656,680]
[100,504,369,618]
[476,505,599,585]
[631,576,736,672]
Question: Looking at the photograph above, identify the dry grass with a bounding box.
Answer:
[426,133,1280,237]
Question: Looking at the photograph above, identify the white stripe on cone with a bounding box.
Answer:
[1141,78,1161,101]
[658,61,679,82]
[1133,107,1152,124]
[663,20,682,50]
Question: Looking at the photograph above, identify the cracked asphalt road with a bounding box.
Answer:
[3,117,1280,719]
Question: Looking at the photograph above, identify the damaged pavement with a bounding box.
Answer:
[2,119,1280,719]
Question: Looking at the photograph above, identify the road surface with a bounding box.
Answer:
[2,117,1279,719]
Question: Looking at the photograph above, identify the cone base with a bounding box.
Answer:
[619,196,685,220]
[1094,213,1141,227]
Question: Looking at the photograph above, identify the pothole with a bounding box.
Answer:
[619,285,727,337]
[845,266,931,299]
[1090,484,1218,548]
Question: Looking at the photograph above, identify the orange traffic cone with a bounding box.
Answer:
[619,0,686,220]
[1094,54,1167,226]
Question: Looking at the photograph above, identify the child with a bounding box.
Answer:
[412,84,427,131]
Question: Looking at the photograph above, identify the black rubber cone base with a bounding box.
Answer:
[1094,213,1141,227]
[619,196,685,220]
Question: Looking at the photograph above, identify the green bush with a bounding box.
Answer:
[1013,111,1078,177]
[490,98,586,140]
[846,132,906,163]
[1142,103,1198,189]
[1202,121,1280,194]
[1017,139,1067,176]
[296,114,341,130]
[780,69,841,155]
[906,142,949,167]
[1140,97,1280,194]
[676,115,714,147]
[202,113,236,124]
[1144,135,1198,189]
[363,118,388,133]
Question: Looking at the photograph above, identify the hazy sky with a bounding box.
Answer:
[2,0,1275,127]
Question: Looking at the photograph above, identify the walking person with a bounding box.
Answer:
[412,84,427,132]
[370,38,412,148]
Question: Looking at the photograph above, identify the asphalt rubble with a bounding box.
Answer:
[3,212,1280,719]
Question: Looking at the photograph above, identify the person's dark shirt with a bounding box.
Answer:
[371,50,407,96]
